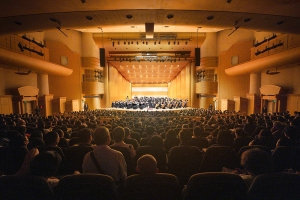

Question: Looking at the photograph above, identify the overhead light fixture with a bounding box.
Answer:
[81,0,86,3]
[15,68,31,75]
[266,68,280,75]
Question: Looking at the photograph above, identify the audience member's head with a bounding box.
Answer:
[30,151,62,177]
[44,131,59,146]
[193,126,204,138]
[148,135,163,147]
[235,128,247,137]
[78,128,93,144]
[112,126,125,143]
[165,129,177,139]
[145,126,155,136]
[179,129,192,145]
[93,126,111,145]
[136,154,158,174]
[241,148,273,177]
[217,130,234,146]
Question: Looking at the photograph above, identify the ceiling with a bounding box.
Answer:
[0,0,299,83]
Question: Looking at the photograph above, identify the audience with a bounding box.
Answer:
[0,109,299,199]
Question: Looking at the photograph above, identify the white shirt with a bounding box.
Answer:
[82,145,127,182]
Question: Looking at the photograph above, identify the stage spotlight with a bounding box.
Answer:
[112,41,114,46]
[154,41,156,45]
[146,41,148,45]
[124,41,126,45]
[118,41,120,45]
[168,41,170,45]
[174,41,176,45]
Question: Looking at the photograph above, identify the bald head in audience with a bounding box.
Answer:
[136,154,159,174]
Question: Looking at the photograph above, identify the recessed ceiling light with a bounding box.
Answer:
[277,21,284,25]
[14,21,22,25]
[164,26,169,28]
[244,18,251,22]
[126,14,133,19]
[167,14,174,19]
[206,16,214,20]
[86,16,93,20]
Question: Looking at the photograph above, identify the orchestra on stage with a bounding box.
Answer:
[111,96,188,110]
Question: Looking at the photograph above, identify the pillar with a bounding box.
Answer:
[37,73,49,95]
[0,68,5,95]
[249,73,261,95]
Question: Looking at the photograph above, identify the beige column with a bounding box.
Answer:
[201,32,217,57]
[249,73,261,95]
[37,73,49,95]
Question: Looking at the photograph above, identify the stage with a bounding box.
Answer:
[107,107,192,112]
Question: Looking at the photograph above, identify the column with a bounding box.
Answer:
[0,68,5,95]
[249,73,261,95]
[37,73,49,95]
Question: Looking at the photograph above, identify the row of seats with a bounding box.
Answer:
[1,172,300,200]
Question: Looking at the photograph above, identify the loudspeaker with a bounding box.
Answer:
[195,48,200,66]
[100,48,105,67]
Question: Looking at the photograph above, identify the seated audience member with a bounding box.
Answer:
[38,131,65,160]
[54,128,69,148]
[63,128,94,174]
[0,134,29,175]
[271,121,284,140]
[283,125,300,146]
[189,126,209,150]
[240,148,273,188]
[140,126,156,146]
[30,150,62,188]
[82,126,127,184]
[249,129,276,150]
[163,129,180,153]
[123,127,139,150]
[111,126,135,157]
[136,135,167,172]
[243,116,257,136]
[136,154,159,174]
[27,129,45,150]
[232,128,254,153]
[168,129,203,186]
[216,129,234,146]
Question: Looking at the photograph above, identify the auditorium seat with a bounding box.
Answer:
[183,172,248,200]
[247,172,300,200]
[53,174,118,200]
[272,146,300,172]
[122,173,181,200]
[200,146,239,172]
[0,175,54,200]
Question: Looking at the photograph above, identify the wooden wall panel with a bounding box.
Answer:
[218,40,252,109]
[47,40,82,103]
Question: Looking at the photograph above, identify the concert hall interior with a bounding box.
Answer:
[0,0,299,114]
[1,1,300,199]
